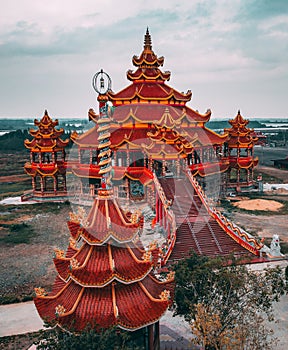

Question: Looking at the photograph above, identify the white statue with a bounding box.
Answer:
[269,234,283,257]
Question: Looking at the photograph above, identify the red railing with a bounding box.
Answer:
[153,174,177,265]
[185,169,263,255]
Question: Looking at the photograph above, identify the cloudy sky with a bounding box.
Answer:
[0,0,287,119]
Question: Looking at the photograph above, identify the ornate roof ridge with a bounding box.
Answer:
[25,110,69,150]
[126,28,170,82]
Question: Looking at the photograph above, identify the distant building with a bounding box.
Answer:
[224,111,259,192]
[22,110,69,201]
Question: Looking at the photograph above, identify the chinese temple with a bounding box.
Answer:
[33,29,277,348]
[70,29,258,201]
[23,110,69,201]
[224,110,259,192]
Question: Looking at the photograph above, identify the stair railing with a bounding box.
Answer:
[185,169,263,255]
[153,174,177,265]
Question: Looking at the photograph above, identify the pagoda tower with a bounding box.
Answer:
[224,110,258,192]
[23,110,69,201]
[34,101,173,349]
[70,28,228,201]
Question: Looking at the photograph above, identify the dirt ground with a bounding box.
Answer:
[0,203,71,302]
[233,198,284,211]
[256,165,288,182]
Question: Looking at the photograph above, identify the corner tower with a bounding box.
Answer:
[23,110,69,201]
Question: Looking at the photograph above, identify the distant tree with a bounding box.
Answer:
[0,129,31,151]
[34,325,144,350]
[173,253,287,350]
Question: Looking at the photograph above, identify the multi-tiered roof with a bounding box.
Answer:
[225,110,258,149]
[71,29,227,174]
[35,102,173,333]
[24,110,69,153]
[22,110,69,200]
[224,110,259,170]
[34,189,173,331]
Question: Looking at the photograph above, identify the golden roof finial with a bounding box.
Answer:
[144,27,152,51]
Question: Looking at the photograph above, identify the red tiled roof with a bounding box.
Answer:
[35,279,171,331]
[35,185,173,332]
[108,82,191,103]
[189,161,230,177]
[186,127,228,146]
[54,243,152,286]
[68,195,141,244]
[127,68,171,81]
[24,163,66,177]
[111,104,209,123]
[25,110,69,151]
[227,135,257,147]
[224,111,258,146]
[72,166,153,185]
[228,156,259,168]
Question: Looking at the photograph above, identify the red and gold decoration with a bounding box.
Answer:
[23,110,69,200]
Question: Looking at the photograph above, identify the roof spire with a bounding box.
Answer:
[144,27,152,51]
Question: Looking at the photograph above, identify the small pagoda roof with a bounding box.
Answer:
[67,191,142,245]
[224,110,258,147]
[107,29,192,104]
[35,187,174,332]
[24,110,69,151]
[228,157,259,169]
[127,28,170,82]
[24,137,69,151]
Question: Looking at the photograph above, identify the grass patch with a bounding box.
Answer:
[0,223,34,245]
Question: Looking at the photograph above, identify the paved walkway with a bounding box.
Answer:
[0,301,43,337]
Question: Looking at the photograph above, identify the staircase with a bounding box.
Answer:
[158,176,251,262]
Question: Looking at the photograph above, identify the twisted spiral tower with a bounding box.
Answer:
[97,102,113,189]
[92,69,114,190]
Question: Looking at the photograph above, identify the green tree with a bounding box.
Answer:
[173,253,287,350]
[34,326,144,350]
